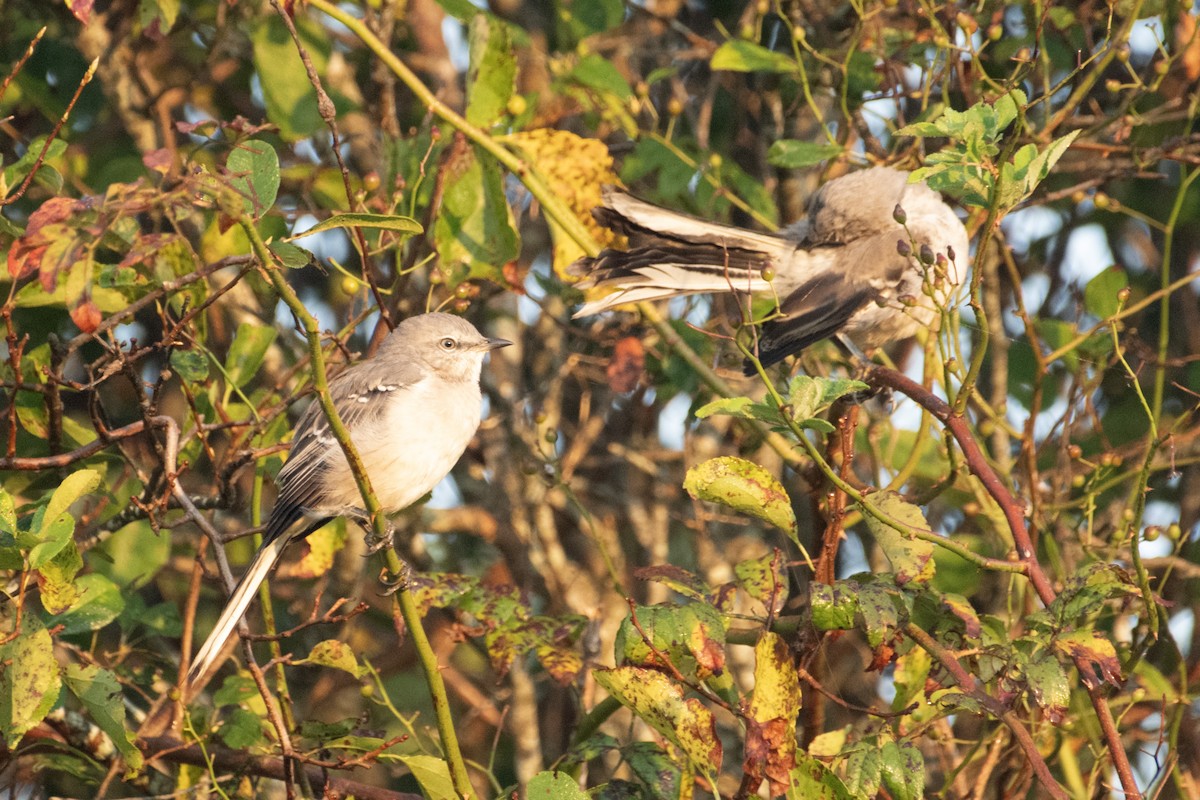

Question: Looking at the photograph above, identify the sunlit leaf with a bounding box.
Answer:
[684,456,797,539]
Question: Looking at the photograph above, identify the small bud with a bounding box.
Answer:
[1105,79,1122,94]
[362,172,381,192]
[453,298,470,313]
[1167,523,1183,540]
[429,269,445,285]
[1094,192,1111,209]
[1123,508,1135,522]
[896,239,912,257]
[667,98,685,117]
[792,26,807,43]
[708,153,723,169]
[1068,444,1082,459]
[987,24,1003,41]
[919,243,935,265]
[755,0,769,14]
[1154,59,1169,76]
[893,204,907,225]
[545,429,558,444]
[1117,287,1131,304]
[455,283,472,299]
[946,245,956,262]
[898,294,918,307]
[1072,474,1085,488]
[1071,190,1086,204]
[760,266,776,282]
[936,252,948,268]
[1143,526,1161,542]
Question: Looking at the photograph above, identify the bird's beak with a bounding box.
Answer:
[481,337,512,351]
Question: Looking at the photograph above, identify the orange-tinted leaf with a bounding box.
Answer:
[1054,629,1122,688]
[70,300,102,333]
[606,336,644,393]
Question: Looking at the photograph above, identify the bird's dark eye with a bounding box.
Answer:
[440,337,456,350]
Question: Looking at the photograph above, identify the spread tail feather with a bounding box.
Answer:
[571,189,799,318]
[186,536,290,687]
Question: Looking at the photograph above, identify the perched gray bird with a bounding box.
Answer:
[187,313,510,686]
[572,166,968,372]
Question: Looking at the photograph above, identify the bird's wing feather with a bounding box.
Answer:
[749,271,876,372]
[268,358,425,540]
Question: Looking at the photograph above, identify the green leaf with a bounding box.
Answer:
[432,140,518,286]
[169,349,209,382]
[735,551,787,613]
[526,771,591,800]
[227,139,280,218]
[860,491,935,584]
[842,740,882,798]
[1084,266,1128,319]
[786,375,825,421]
[251,16,329,140]
[224,323,277,391]
[593,666,722,773]
[36,539,83,613]
[397,755,458,800]
[568,53,634,98]
[1021,648,1069,722]
[219,706,266,749]
[0,620,61,748]
[879,741,923,800]
[694,395,784,426]
[28,511,74,568]
[556,0,623,42]
[301,639,363,677]
[63,664,143,775]
[0,488,15,533]
[683,456,797,539]
[465,14,516,128]
[616,603,728,688]
[786,753,854,800]
[289,212,423,240]
[46,573,125,635]
[267,241,313,269]
[767,141,844,169]
[711,40,798,74]
[44,468,101,527]
[809,582,857,631]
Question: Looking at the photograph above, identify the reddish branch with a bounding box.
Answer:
[866,364,1141,800]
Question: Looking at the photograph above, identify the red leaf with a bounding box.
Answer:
[7,238,47,280]
[65,0,93,24]
[606,336,645,393]
[70,300,102,334]
[142,149,173,175]
[743,717,796,797]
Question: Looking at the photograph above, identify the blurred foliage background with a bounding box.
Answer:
[1,0,1200,798]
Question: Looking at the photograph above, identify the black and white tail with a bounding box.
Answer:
[572,188,798,317]
[186,536,289,687]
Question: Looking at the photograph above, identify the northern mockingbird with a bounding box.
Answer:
[572,166,969,372]
[187,312,510,686]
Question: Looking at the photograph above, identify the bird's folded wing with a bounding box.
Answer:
[270,358,425,538]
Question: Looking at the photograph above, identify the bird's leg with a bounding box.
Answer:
[346,509,396,555]
[833,334,888,404]
[379,558,412,596]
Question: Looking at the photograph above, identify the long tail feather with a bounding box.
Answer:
[186,536,289,687]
